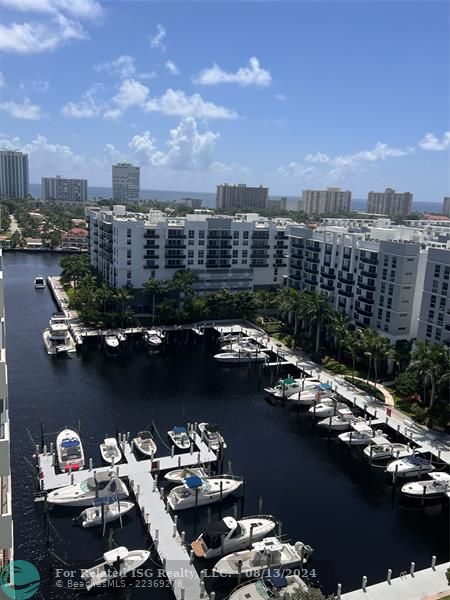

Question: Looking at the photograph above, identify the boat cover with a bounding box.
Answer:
[279,377,296,385]
[185,475,203,489]
[61,439,80,448]
[139,431,152,440]
[204,519,234,537]
[267,572,288,589]
[205,424,218,433]
[172,427,187,434]
[319,383,332,391]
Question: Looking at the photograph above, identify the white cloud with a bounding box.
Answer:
[149,23,166,51]
[165,60,179,75]
[129,117,219,171]
[0,72,5,87]
[112,78,149,111]
[0,14,86,54]
[19,77,50,92]
[193,57,271,88]
[0,0,102,19]
[276,163,315,179]
[274,93,287,101]
[0,98,44,119]
[145,89,238,120]
[94,55,155,81]
[61,84,105,118]
[418,131,450,151]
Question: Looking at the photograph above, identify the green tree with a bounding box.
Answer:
[143,278,168,324]
[115,287,133,326]
[408,341,450,406]
[343,330,361,383]
[330,311,352,362]
[358,328,391,383]
[255,290,274,322]
[170,269,198,314]
[60,255,92,288]
[276,287,303,335]
[301,292,332,354]
[9,231,22,248]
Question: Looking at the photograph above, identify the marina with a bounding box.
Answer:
[5,252,450,599]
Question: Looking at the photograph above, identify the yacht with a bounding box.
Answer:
[167,475,242,511]
[81,547,150,591]
[167,426,191,451]
[363,441,413,461]
[221,339,258,353]
[164,466,207,484]
[401,472,450,499]
[308,400,348,418]
[43,317,76,355]
[56,428,85,472]
[229,573,308,600]
[198,422,226,450]
[287,382,332,405]
[386,454,435,478]
[265,377,302,399]
[214,350,268,364]
[47,472,129,507]
[317,408,355,431]
[191,515,276,559]
[76,500,134,528]
[104,332,120,350]
[338,428,387,447]
[34,276,46,289]
[212,537,313,577]
[132,431,157,457]
[144,329,165,349]
[100,438,122,464]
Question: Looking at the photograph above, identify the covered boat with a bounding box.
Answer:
[56,428,85,472]
[164,467,207,484]
[287,382,332,405]
[34,276,46,289]
[167,475,242,511]
[47,472,129,507]
[81,547,150,591]
[229,573,308,600]
[214,350,268,364]
[77,500,134,528]
[167,426,190,451]
[265,377,301,399]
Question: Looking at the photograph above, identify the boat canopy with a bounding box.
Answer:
[319,383,332,391]
[204,518,235,537]
[205,424,219,433]
[185,475,203,489]
[352,422,373,433]
[139,431,152,440]
[61,439,80,448]
[104,546,128,564]
[279,377,296,385]
[172,426,187,434]
[266,572,288,589]
[370,436,392,446]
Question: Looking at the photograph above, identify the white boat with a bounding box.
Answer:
[117,331,127,343]
[213,537,313,578]
[167,475,242,511]
[164,467,207,484]
[221,339,258,352]
[214,350,268,364]
[191,515,276,559]
[76,500,134,528]
[34,276,46,289]
[401,472,450,499]
[43,319,76,355]
[100,437,122,464]
[167,426,190,451]
[81,547,150,591]
[308,400,348,418]
[47,472,129,507]
[338,428,387,447]
[144,329,165,348]
[386,454,435,478]
[265,377,301,399]
[56,428,85,472]
[132,431,157,457]
[229,574,308,600]
[287,382,332,405]
[104,332,120,349]
[198,423,227,450]
[317,408,355,431]
[363,442,413,461]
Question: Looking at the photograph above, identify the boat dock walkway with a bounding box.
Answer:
[338,560,450,600]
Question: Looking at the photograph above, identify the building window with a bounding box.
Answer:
[188,230,195,238]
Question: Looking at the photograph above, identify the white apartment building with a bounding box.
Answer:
[112,163,140,203]
[41,176,88,203]
[86,206,293,292]
[302,188,351,215]
[0,150,29,199]
[288,227,425,343]
[417,248,450,347]
[367,188,413,216]
[216,184,269,211]
[0,252,13,571]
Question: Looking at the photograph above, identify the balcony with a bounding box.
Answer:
[360,269,377,279]
[165,264,185,269]
[320,282,334,291]
[144,232,159,239]
[306,254,320,263]
[144,264,159,269]
[338,288,353,298]
[360,255,378,266]
[251,261,269,268]
[251,251,269,258]
[338,274,353,285]
[358,280,375,291]
[251,243,270,249]
[357,295,374,305]
[304,276,318,286]
[143,254,159,260]
[0,474,12,550]
[167,232,186,239]
[289,273,302,282]
[304,265,319,275]
[355,305,373,317]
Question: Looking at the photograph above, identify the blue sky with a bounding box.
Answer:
[0,0,448,202]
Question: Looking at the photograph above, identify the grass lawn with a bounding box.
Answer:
[343,376,386,403]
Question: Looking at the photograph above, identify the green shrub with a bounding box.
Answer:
[344,376,385,402]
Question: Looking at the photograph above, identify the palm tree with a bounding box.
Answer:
[97,282,114,315]
[301,292,332,354]
[170,269,198,315]
[359,328,391,383]
[330,311,352,362]
[343,330,361,383]
[115,287,133,326]
[408,341,450,406]
[276,287,303,335]
[255,290,273,322]
[143,278,167,324]
[389,339,414,374]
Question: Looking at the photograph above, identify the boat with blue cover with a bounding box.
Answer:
[229,572,308,600]
[56,428,85,472]
[167,475,243,510]
[167,426,190,450]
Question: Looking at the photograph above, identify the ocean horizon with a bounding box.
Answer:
[29,183,443,213]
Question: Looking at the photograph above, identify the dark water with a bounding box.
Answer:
[4,252,449,599]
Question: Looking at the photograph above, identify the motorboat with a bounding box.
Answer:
[317,408,355,431]
[76,500,134,528]
[56,428,85,472]
[34,276,46,289]
[164,467,207,484]
[214,350,268,364]
[221,339,258,352]
[386,454,435,478]
[117,331,127,343]
[363,442,413,461]
[167,475,242,511]
[144,329,165,349]
[338,428,387,447]
[401,472,450,499]
[264,377,301,399]
[229,573,308,600]
[47,472,129,507]
[132,431,157,458]
[191,515,276,559]
[308,400,348,418]
[167,426,191,451]
[104,332,120,350]
[198,423,227,450]
[212,537,313,577]
[100,438,122,464]
[287,382,332,405]
[81,547,150,591]
[43,318,76,355]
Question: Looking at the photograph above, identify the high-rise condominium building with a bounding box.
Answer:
[443,197,450,217]
[183,198,202,209]
[0,150,29,199]
[302,188,351,215]
[41,176,88,203]
[0,252,13,572]
[216,184,269,211]
[86,206,291,291]
[417,248,450,346]
[112,162,140,203]
[367,188,413,216]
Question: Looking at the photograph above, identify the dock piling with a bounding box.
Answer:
[410,562,415,576]
[173,515,178,537]
[181,530,185,544]
[336,583,342,599]
[258,495,263,513]
[362,576,367,591]
[432,556,437,570]
[387,568,392,583]
[171,446,175,459]
[89,458,93,471]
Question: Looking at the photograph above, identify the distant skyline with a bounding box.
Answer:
[0,1,449,202]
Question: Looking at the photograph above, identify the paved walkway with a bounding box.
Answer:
[353,376,395,407]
